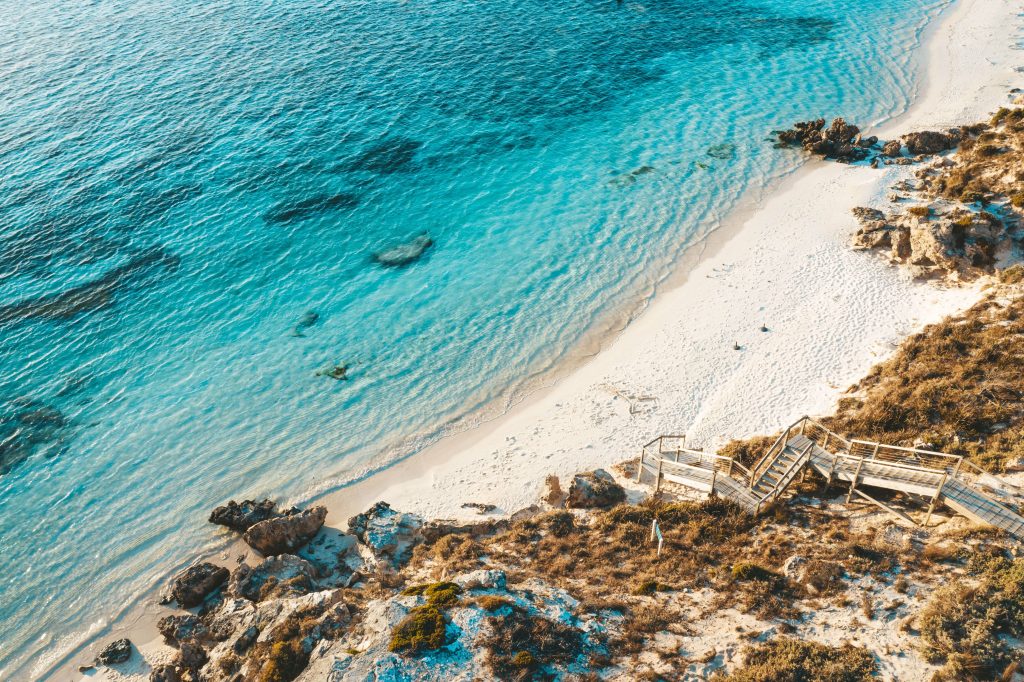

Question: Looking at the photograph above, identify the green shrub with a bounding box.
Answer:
[389,605,448,655]
[401,581,463,607]
[256,640,307,682]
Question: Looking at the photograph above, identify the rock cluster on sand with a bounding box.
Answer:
[168,562,229,608]
[208,498,278,532]
[242,505,327,556]
[775,117,873,162]
[347,501,424,568]
[902,129,957,155]
[95,637,132,665]
[565,469,627,509]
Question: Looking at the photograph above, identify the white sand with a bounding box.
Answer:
[322,0,1024,523]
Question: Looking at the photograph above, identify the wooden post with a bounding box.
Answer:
[637,450,644,483]
[711,469,718,497]
[728,459,734,477]
[846,456,866,504]
[655,459,663,494]
[674,450,680,463]
[800,419,806,435]
[923,473,947,527]
[952,458,963,479]
[871,442,880,460]
[822,432,830,451]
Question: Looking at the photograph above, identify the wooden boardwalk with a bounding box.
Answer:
[637,417,1024,540]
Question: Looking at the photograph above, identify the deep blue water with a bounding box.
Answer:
[0,0,942,676]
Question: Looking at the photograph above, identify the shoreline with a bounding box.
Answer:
[55,0,1024,676]
[317,0,1022,523]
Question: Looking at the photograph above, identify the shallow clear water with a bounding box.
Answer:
[0,0,941,675]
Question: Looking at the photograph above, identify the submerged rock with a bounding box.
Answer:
[0,246,180,327]
[348,501,424,568]
[316,362,350,381]
[95,638,132,665]
[169,562,229,608]
[291,310,320,337]
[264,192,359,224]
[0,397,68,475]
[566,469,626,509]
[243,505,327,556]
[372,234,434,267]
[209,499,278,532]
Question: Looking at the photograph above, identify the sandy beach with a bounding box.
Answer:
[319,0,1023,524]
[64,0,1024,677]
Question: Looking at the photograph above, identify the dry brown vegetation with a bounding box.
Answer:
[722,638,877,681]
[824,289,1024,471]
[931,108,1024,203]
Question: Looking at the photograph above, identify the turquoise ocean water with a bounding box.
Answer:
[0,0,943,676]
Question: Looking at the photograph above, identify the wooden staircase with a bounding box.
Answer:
[638,417,1024,540]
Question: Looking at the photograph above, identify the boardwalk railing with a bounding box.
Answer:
[637,416,1024,538]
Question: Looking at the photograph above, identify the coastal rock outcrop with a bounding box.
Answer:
[776,117,871,162]
[157,614,208,644]
[902,130,956,155]
[852,202,1007,280]
[565,469,626,509]
[242,505,327,556]
[348,501,424,568]
[168,562,229,608]
[95,638,132,665]
[881,140,902,157]
[229,554,319,602]
[209,498,279,532]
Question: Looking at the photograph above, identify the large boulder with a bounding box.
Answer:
[156,614,208,644]
[243,505,327,556]
[229,554,319,602]
[902,130,955,155]
[566,469,626,509]
[95,638,132,665]
[348,502,424,568]
[209,499,278,532]
[169,562,229,608]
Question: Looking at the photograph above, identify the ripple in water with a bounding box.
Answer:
[0,0,943,676]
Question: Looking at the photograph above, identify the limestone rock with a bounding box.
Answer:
[566,469,626,509]
[902,130,955,155]
[348,502,424,568]
[149,664,182,682]
[453,569,507,591]
[243,505,327,556]
[157,614,207,644]
[776,117,870,162]
[169,562,229,608]
[209,499,279,532]
[881,139,902,157]
[229,554,319,602]
[95,638,132,665]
